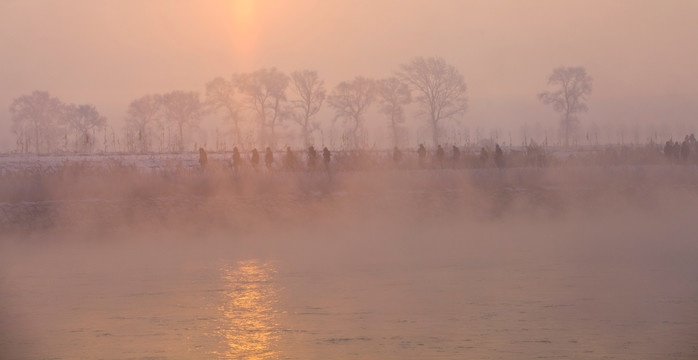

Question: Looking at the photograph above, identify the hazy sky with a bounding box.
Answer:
[1,0,697,150]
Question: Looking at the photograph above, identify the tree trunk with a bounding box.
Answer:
[353,116,361,149]
[269,118,277,148]
[258,114,267,148]
[228,107,241,146]
[34,120,40,154]
[564,111,570,148]
[432,119,439,147]
[179,122,184,152]
[302,124,310,147]
[391,115,399,148]
[234,120,241,146]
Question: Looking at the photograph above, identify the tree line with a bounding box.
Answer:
[8,56,591,154]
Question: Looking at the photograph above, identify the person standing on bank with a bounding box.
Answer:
[417,144,427,168]
[232,146,241,171]
[322,147,331,170]
[393,146,403,165]
[284,146,296,170]
[307,146,317,171]
[251,148,260,169]
[494,143,504,168]
[452,145,461,167]
[435,145,445,168]
[198,147,208,170]
[265,147,274,170]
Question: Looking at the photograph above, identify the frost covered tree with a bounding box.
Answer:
[289,70,325,147]
[125,94,162,153]
[399,57,468,146]
[9,90,64,153]
[376,77,411,147]
[328,76,375,149]
[162,91,204,152]
[538,66,592,147]
[63,104,107,153]
[236,68,289,148]
[205,77,242,145]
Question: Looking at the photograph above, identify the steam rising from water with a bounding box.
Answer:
[1,162,697,358]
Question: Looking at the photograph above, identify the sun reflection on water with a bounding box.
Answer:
[214,260,281,360]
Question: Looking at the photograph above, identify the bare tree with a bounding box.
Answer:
[9,91,64,153]
[328,76,375,149]
[399,57,468,146]
[538,66,593,147]
[125,94,162,153]
[10,109,33,153]
[376,77,411,147]
[236,68,289,148]
[289,70,325,147]
[205,77,242,145]
[162,91,204,152]
[63,104,107,153]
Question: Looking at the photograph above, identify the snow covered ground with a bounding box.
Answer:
[0,153,209,173]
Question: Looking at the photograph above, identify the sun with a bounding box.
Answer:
[227,0,261,64]
[232,0,257,31]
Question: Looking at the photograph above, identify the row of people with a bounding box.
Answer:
[405,143,504,168]
[664,134,696,161]
[200,146,331,170]
[201,144,507,170]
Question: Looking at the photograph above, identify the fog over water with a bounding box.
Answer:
[1,156,698,358]
[1,1,698,359]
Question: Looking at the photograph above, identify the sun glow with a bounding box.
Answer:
[232,0,257,29]
[229,0,261,64]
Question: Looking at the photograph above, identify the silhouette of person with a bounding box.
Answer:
[664,140,674,159]
[284,146,296,170]
[681,140,690,161]
[452,145,461,166]
[494,143,504,168]
[232,146,241,170]
[307,146,317,170]
[251,148,260,169]
[417,144,427,167]
[265,147,274,169]
[322,147,331,169]
[480,147,489,166]
[393,146,403,164]
[436,145,445,168]
[198,147,208,170]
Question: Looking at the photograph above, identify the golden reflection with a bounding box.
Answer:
[214,260,280,359]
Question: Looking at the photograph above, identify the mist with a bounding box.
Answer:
[2,154,698,358]
[2,1,698,359]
